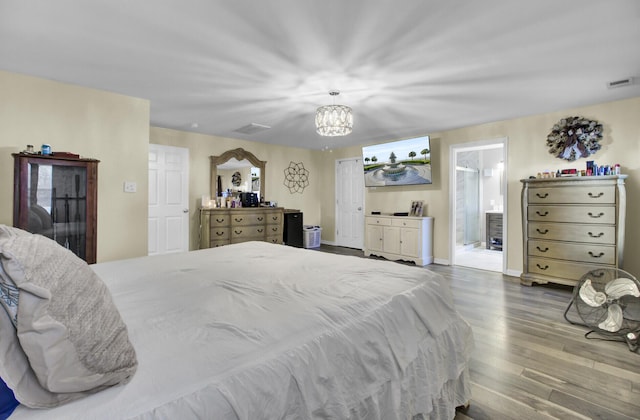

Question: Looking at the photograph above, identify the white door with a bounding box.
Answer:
[148,144,189,255]
[335,158,365,249]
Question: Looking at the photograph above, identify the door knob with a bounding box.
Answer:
[183,209,189,213]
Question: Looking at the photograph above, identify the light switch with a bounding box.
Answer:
[123,181,137,193]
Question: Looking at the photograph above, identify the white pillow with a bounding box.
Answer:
[0,225,137,408]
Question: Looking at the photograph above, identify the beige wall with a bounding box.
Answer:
[149,127,324,251]
[0,70,150,262]
[2,69,638,277]
[322,96,640,276]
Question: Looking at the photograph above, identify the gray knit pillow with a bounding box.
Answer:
[0,225,137,408]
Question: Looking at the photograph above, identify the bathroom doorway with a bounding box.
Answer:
[450,138,506,272]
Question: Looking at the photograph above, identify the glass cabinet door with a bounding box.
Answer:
[14,154,99,264]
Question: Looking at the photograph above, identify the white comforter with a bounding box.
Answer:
[11,242,473,419]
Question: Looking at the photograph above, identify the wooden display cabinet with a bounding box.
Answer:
[13,153,99,264]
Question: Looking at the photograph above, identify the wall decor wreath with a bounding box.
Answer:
[283,162,309,194]
[231,171,242,187]
[546,116,603,161]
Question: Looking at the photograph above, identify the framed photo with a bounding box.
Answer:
[410,200,424,217]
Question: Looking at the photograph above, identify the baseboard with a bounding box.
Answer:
[434,258,450,265]
[505,269,521,278]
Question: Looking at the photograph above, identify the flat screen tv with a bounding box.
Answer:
[362,136,431,187]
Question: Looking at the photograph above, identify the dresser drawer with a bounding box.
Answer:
[209,214,230,226]
[528,186,615,204]
[230,212,267,226]
[209,227,230,240]
[366,217,392,226]
[231,225,266,239]
[266,225,282,237]
[528,222,615,244]
[392,218,421,228]
[528,239,615,265]
[265,211,282,224]
[528,257,610,281]
[209,239,230,247]
[265,233,282,244]
[528,205,615,224]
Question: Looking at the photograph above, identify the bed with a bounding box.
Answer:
[2,236,473,419]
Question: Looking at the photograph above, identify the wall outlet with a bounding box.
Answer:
[123,181,137,193]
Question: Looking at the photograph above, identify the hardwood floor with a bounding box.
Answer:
[316,245,640,419]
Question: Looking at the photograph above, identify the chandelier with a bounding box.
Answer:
[315,91,353,136]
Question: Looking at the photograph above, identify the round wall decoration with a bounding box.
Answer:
[546,116,603,161]
[283,162,309,194]
[231,171,242,187]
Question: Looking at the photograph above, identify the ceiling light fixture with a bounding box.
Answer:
[315,90,353,136]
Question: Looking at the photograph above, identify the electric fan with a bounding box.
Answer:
[564,268,640,352]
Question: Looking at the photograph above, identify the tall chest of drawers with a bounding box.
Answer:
[200,207,284,248]
[520,175,627,286]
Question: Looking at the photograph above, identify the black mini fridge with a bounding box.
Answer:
[283,211,303,248]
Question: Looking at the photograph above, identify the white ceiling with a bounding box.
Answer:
[1,0,639,150]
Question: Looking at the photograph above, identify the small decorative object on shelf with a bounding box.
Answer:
[410,200,424,217]
[546,116,603,161]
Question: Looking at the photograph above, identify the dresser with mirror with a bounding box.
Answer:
[200,148,283,249]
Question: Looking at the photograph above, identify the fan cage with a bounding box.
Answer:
[565,268,640,351]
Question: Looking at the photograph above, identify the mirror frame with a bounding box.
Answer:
[210,148,266,199]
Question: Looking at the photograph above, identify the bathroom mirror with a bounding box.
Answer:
[210,148,266,200]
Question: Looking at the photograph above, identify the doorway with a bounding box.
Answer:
[335,157,365,249]
[450,139,506,272]
[148,144,190,255]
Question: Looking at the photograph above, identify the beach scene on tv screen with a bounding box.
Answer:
[363,136,431,186]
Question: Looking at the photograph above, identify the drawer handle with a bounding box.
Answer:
[536,228,549,234]
[536,263,549,270]
[588,232,604,238]
[272,217,278,221]
[588,192,604,198]
[215,231,225,236]
[535,211,549,216]
[257,228,264,233]
[588,212,604,218]
[272,227,279,232]
[536,193,549,198]
[215,218,225,223]
[257,217,264,221]
[234,229,243,234]
[536,246,549,252]
[588,251,605,258]
[234,218,243,222]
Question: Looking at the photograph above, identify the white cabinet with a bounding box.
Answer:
[365,215,433,265]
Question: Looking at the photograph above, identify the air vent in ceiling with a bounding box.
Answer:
[607,78,634,89]
[233,123,271,135]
